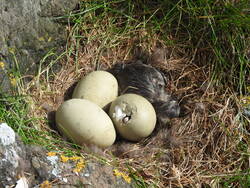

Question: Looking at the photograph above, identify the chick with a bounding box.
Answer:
[110,61,180,124]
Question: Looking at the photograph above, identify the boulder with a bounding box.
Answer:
[0,0,80,92]
[0,123,32,187]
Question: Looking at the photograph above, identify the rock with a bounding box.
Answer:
[28,147,133,187]
[0,123,134,187]
[68,162,132,188]
[0,123,32,187]
[0,0,80,93]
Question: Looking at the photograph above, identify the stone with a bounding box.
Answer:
[0,123,31,187]
[0,123,134,187]
[0,0,80,93]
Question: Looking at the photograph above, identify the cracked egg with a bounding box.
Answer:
[109,94,156,141]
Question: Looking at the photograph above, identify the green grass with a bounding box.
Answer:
[0,94,45,144]
[219,169,250,188]
[0,93,86,158]
[61,0,249,92]
[0,54,80,154]
[1,95,55,146]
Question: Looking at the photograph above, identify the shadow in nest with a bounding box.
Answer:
[46,79,80,128]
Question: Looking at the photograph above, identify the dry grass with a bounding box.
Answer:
[22,25,250,187]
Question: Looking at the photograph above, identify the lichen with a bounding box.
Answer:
[60,155,85,173]
[113,169,131,184]
[60,155,70,163]
[40,180,52,188]
[73,157,85,173]
[47,152,56,157]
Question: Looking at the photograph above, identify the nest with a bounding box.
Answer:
[24,34,249,187]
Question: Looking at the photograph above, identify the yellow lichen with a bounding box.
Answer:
[59,154,85,172]
[60,155,70,163]
[113,169,131,184]
[73,158,85,173]
[40,180,52,188]
[47,152,56,157]
[70,156,82,161]
[0,61,5,69]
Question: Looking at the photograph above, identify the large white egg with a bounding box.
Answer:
[72,71,118,108]
[56,99,116,148]
[109,94,156,141]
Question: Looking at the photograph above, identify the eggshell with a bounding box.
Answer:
[56,99,116,148]
[72,71,118,108]
[109,94,156,141]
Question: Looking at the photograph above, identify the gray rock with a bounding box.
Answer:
[28,146,134,187]
[0,123,31,187]
[0,123,134,187]
[0,0,79,92]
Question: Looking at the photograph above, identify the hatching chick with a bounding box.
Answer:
[110,61,180,124]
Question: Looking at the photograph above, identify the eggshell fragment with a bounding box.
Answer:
[109,94,156,141]
[56,99,116,148]
[72,71,118,108]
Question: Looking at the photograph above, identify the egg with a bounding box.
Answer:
[109,94,156,141]
[72,71,118,108]
[56,99,116,148]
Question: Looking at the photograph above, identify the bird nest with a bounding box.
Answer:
[25,37,249,187]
